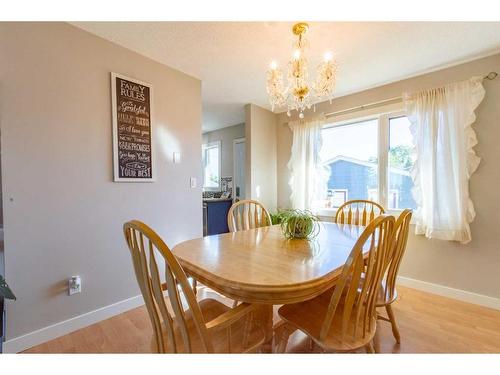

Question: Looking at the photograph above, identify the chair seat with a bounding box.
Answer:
[375,281,398,307]
[156,298,265,353]
[346,274,398,307]
[359,277,398,307]
[278,288,377,352]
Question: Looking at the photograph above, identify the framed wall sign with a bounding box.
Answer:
[111,72,155,182]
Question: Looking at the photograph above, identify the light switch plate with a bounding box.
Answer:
[173,152,181,164]
[190,177,197,188]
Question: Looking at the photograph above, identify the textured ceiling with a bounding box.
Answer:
[71,22,500,131]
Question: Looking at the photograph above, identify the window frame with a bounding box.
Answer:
[384,112,414,212]
[316,102,412,217]
[202,140,222,191]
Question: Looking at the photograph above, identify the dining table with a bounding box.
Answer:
[172,222,367,352]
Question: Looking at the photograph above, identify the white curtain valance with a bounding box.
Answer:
[404,76,485,243]
[287,116,328,210]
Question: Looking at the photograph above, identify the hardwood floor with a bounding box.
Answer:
[24,286,500,353]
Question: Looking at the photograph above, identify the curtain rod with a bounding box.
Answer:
[323,71,498,118]
[324,96,402,118]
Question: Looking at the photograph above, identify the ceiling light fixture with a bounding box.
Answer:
[266,22,337,119]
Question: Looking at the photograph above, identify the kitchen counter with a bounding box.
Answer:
[203,198,233,203]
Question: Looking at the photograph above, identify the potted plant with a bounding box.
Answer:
[279,209,320,240]
[270,208,289,225]
[1,274,15,352]
[0,275,15,301]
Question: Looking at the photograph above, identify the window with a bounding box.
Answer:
[202,141,221,190]
[388,117,417,210]
[318,119,379,208]
[368,188,401,209]
[316,107,416,212]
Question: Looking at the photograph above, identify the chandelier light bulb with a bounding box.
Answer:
[293,49,301,60]
[270,61,278,70]
[323,51,333,62]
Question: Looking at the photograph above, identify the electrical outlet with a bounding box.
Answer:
[68,276,82,295]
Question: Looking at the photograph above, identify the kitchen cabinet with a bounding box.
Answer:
[203,198,232,236]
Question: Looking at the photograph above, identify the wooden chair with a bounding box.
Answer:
[376,209,412,344]
[226,199,272,308]
[276,215,395,353]
[335,200,385,226]
[123,220,266,353]
[227,199,272,232]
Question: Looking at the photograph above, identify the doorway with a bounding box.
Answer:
[233,138,245,201]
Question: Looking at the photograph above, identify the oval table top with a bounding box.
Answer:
[172,223,366,304]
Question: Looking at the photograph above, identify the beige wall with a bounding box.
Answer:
[245,104,277,211]
[0,23,202,340]
[277,53,500,299]
[202,123,245,180]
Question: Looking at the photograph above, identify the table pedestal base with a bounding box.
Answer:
[253,304,274,353]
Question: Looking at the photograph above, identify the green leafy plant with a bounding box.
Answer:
[0,275,16,300]
[279,209,320,239]
[270,208,289,225]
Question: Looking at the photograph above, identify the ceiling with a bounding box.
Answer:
[71,22,500,132]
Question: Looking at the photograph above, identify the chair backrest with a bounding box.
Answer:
[383,209,412,303]
[123,220,213,353]
[319,215,395,342]
[335,200,385,226]
[227,199,272,232]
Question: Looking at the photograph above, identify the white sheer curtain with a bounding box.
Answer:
[404,76,485,243]
[287,116,328,210]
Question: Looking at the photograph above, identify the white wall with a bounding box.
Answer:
[245,104,277,212]
[0,22,202,343]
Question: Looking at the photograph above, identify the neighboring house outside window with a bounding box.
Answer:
[324,156,377,207]
[323,156,415,209]
[326,189,348,208]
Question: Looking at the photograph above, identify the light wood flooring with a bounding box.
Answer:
[24,286,500,353]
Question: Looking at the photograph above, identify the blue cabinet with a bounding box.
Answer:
[203,199,232,236]
[0,297,4,353]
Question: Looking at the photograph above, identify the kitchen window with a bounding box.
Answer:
[202,141,221,190]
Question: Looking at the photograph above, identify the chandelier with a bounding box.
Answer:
[266,22,336,118]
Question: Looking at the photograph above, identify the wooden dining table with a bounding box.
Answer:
[172,222,366,351]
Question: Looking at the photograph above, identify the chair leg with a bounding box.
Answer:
[192,278,198,296]
[385,304,401,344]
[232,300,239,308]
[276,324,293,353]
[308,337,315,352]
[365,341,375,353]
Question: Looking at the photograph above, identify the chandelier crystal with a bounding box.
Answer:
[266,23,337,119]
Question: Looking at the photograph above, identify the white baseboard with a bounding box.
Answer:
[3,294,145,353]
[397,276,500,311]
